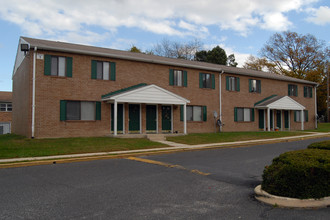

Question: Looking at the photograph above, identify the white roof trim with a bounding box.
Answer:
[102,84,190,105]
[255,96,305,110]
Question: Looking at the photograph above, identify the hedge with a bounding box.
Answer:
[308,140,330,150]
[261,149,330,199]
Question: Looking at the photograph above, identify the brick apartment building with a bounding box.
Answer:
[0,91,12,134]
[12,37,317,138]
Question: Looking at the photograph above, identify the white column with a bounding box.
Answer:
[267,108,270,131]
[184,103,187,134]
[301,109,304,130]
[114,101,118,136]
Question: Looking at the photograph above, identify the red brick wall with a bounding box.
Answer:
[12,56,32,137]
[13,49,316,138]
[221,73,316,131]
[0,112,11,122]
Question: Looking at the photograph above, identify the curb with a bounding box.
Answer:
[254,185,330,209]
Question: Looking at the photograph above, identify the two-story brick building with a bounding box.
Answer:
[12,37,317,138]
[0,91,12,134]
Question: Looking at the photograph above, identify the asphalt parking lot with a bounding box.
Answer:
[0,137,329,219]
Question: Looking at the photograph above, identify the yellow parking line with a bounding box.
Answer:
[126,157,210,176]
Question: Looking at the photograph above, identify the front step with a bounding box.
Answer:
[147,134,166,141]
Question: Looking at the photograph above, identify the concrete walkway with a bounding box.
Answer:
[1,132,329,165]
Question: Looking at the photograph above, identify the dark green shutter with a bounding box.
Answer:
[66,57,72,77]
[95,102,101,120]
[305,110,308,122]
[169,69,174,86]
[294,111,297,122]
[44,55,51,76]
[183,71,187,87]
[203,106,207,121]
[91,60,97,79]
[211,74,215,89]
[199,73,203,88]
[236,77,240,91]
[180,105,183,121]
[249,79,252,92]
[257,80,261,93]
[110,62,116,81]
[226,76,229,90]
[304,86,307,97]
[234,107,237,122]
[251,108,255,121]
[310,87,313,98]
[295,85,298,96]
[288,85,291,96]
[60,100,67,121]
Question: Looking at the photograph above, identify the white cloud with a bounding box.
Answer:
[306,6,330,25]
[0,0,320,43]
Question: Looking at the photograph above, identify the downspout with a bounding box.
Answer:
[219,70,224,123]
[31,47,37,138]
[315,85,317,129]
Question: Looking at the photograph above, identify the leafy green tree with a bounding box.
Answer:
[195,46,227,65]
[129,45,142,53]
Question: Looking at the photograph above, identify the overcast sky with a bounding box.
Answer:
[0,0,329,91]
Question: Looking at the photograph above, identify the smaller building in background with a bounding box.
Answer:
[0,91,12,134]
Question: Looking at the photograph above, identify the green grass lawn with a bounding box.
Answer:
[314,123,330,132]
[167,131,308,145]
[0,134,167,159]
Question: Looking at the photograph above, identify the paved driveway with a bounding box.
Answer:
[0,137,329,219]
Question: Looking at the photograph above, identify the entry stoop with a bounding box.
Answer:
[147,134,166,141]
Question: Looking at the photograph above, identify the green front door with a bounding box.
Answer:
[284,110,289,129]
[259,110,264,129]
[276,110,281,128]
[162,106,171,132]
[270,110,273,129]
[111,104,123,133]
[129,104,140,132]
[146,105,157,132]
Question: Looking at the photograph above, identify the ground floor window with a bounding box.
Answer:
[235,107,254,122]
[294,110,308,122]
[60,100,101,121]
[184,105,207,122]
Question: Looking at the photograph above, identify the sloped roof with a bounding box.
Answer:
[0,91,12,102]
[255,95,305,110]
[101,84,190,105]
[20,36,317,86]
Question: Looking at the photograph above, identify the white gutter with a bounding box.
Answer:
[315,86,317,129]
[31,47,37,138]
[219,70,224,124]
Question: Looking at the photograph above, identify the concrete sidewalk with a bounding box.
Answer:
[1,132,329,166]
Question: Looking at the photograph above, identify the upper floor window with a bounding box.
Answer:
[234,107,254,122]
[169,69,187,87]
[44,55,72,77]
[0,103,12,112]
[249,79,261,93]
[288,84,298,96]
[226,76,240,92]
[304,86,312,98]
[91,60,116,81]
[199,73,215,89]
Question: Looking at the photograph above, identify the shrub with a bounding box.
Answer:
[308,140,330,150]
[261,149,330,199]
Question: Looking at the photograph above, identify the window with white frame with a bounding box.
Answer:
[249,79,261,93]
[173,70,183,86]
[96,61,110,80]
[0,103,12,112]
[288,84,298,96]
[66,101,96,121]
[51,56,66,76]
[235,107,254,122]
[295,110,308,122]
[304,86,312,98]
[202,73,211,88]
